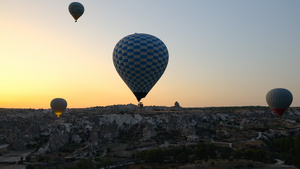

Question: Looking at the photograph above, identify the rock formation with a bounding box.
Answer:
[0,106,299,160]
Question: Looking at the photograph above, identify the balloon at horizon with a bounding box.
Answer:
[0,1,300,108]
[51,98,67,117]
[266,88,293,117]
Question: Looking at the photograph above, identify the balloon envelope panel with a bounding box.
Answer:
[113,33,169,101]
[69,2,84,21]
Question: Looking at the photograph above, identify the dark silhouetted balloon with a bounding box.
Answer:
[69,2,84,22]
[266,88,293,117]
[113,33,169,102]
[50,98,67,117]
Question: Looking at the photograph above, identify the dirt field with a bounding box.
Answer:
[0,150,33,163]
[0,164,25,169]
[127,159,298,169]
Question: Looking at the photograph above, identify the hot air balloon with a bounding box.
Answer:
[50,98,67,117]
[68,2,84,22]
[113,33,169,102]
[266,88,293,117]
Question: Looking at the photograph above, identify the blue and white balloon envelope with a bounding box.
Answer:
[113,33,169,102]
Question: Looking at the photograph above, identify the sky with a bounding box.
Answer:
[0,0,300,108]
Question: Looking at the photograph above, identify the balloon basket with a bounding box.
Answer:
[138,102,143,108]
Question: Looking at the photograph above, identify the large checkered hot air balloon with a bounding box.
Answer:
[266,88,293,117]
[69,2,84,22]
[113,33,169,102]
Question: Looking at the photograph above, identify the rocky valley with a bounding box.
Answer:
[0,105,299,169]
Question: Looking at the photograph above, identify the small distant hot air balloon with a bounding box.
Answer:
[113,33,169,102]
[50,98,67,117]
[68,2,84,22]
[266,88,293,117]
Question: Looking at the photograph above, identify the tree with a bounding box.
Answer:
[101,157,111,168]
[74,157,96,169]
[25,155,31,162]
[233,150,242,161]
[145,149,165,164]
[20,156,24,163]
[220,147,233,159]
[25,164,36,169]
[194,142,217,160]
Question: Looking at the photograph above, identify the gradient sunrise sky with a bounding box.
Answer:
[0,1,299,108]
